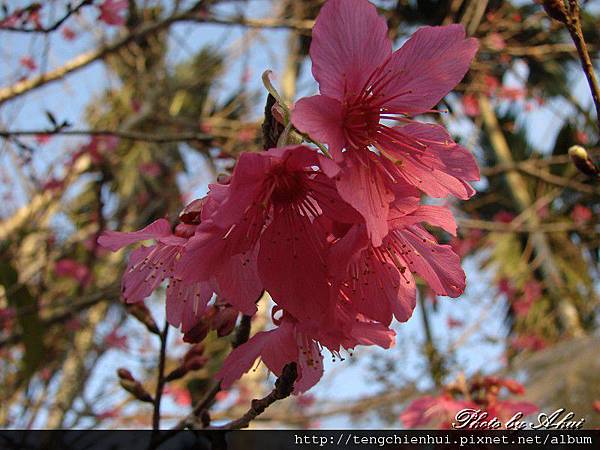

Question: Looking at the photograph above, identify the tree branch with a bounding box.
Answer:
[152,320,170,433]
[0,10,313,106]
[0,128,213,143]
[210,363,298,430]
[0,1,94,33]
[565,1,600,130]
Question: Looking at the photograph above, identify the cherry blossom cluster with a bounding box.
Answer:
[99,0,480,394]
[400,376,538,429]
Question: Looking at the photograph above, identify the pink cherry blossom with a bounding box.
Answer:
[176,145,358,327]
[292,0,479,244]
[20,56,37,71]
[164,386,192,406]
[34,133,51,145]
[462,93,480,117]
[98,0,128,26]
[329,198,465,325]
[400,394,475,429]
[216,307,395,393]
[512,280,542,317]
[571,204,592,224]
[61,26,76,41]
[54,258,92,286]
[98,199,244,333]
[510,334,547,352]
[104,328,128,350]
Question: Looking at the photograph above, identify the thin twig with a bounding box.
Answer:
[149,315,253,449]
[152,320,170,433]
[566,1,600,130]
[0,11,313,105]
[0,0,94,33]
[209,363,298,430]
[457,218,594,233]
[0,128,213,143]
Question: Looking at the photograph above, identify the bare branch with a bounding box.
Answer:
[210,363,298,430]
[0,1,94,34]
[0,10,313,106]
[0,128,213,143]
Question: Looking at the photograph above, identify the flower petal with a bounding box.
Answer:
[294,340,324,394]
[350,320,396,348]
[394,226,466,297]
[380,123,478,200]
[98,218,172,251]
[378,24,478,114]
[122,243,178,302]
[390,205,457,236]
[335,152,394,247]
[260,320,299,376]
[257,211,330,325]
[292,95,346,159]
[310,0,391,101]
[215,250,262,316]
[215,331,272,389]
[166,279,214,332]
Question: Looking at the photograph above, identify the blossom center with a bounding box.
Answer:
[342,99,381,149]
[270,169,306,204]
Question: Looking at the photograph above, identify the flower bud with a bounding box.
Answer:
[211,307,238,337]
[182,319,210,344]
[117,368,134,381]
[164,366,188,382]
[569,145,599,178]
[117,368,153,403]
[179,198,207,225]
[183,355,208,372]
[183,343,207,371]
[125,303,159,335]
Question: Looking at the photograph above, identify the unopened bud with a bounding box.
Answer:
[125,303,160,335]
[211,307,238,337]
[569,145,599,178]
[182,320,210,344]
[183,343,206,371]
[117,369,153,403]
[184,343,205,359]
[117,368,134,381]
[179,198,207,225]
[164,366,188,382]
[184,355,208,372]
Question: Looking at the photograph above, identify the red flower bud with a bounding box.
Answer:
[182,320,210,344]
[117,368,134,381]
[211,307,238,337]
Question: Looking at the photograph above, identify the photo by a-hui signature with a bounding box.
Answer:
[452,408,586,430]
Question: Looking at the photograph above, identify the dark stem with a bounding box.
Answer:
[152,320,170,432]
[210,363,298,430]
[149,314,254,449]
[418,290,446,388]
[565,1,600,131]
[0,128,213,144]
[0,0,94,33]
